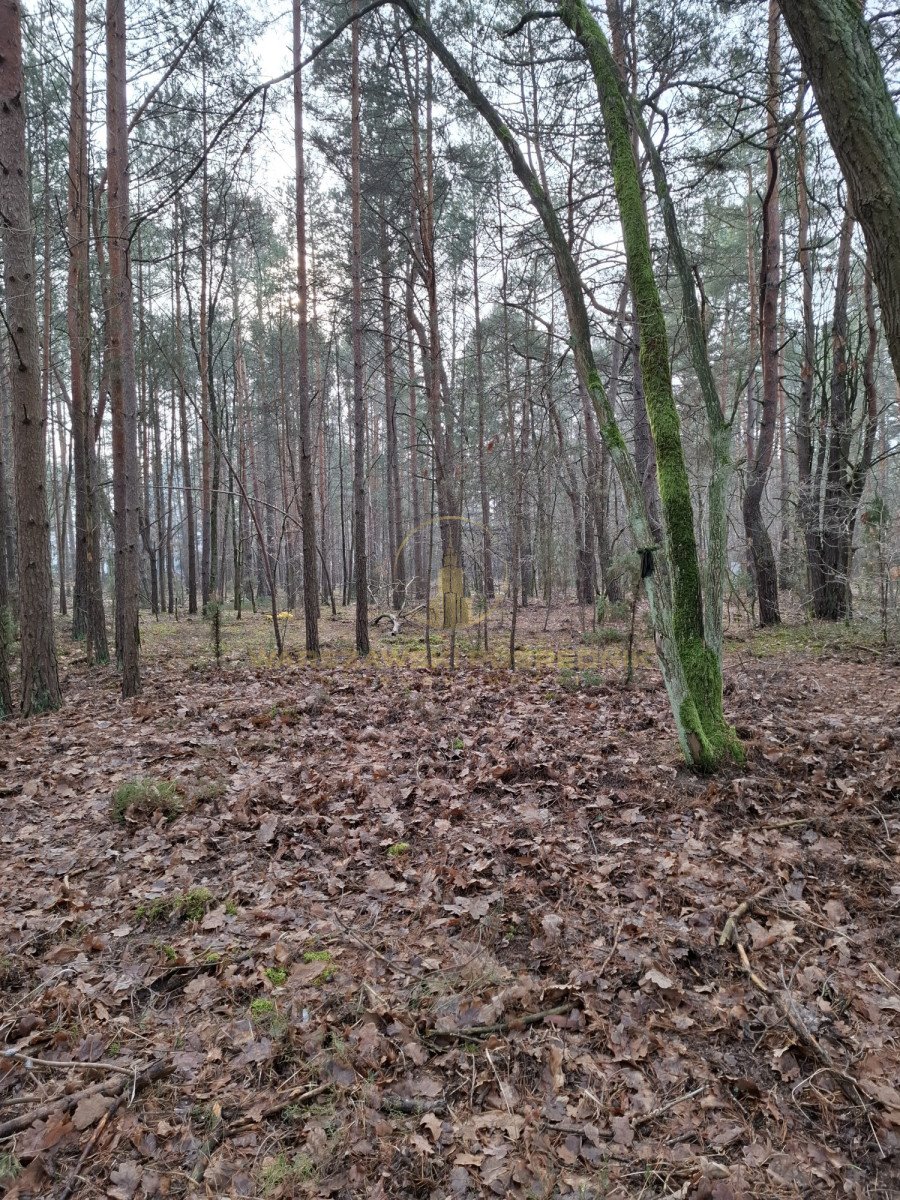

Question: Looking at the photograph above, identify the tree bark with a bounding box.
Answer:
[292,0,321,656]
[106,0,141,696]
[777,0,900,387]
[350,0,369,654]
[0,0,61,714]
[742,0,781,627]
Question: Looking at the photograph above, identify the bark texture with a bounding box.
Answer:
[0,0,61,714]
[106,0,141,695]
[778,0,900,387]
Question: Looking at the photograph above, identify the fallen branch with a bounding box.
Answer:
[0,1078,117,1139]
[59,1106,115,1200]
[1,1047,140,1080]
[232,1081,332,1128]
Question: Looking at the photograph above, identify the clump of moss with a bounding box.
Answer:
[302,949,334,983]
[179,887,215,921]
[250,997,289,1036]
[302,949,331,964]
[387,842,411,857]
[111,778,181,824]
[136,886,215,925]
[264,966,287,987]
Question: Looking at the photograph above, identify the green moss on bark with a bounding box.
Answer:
[560,0,741,770]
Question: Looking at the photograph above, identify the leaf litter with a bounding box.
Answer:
[0,635,898,1198]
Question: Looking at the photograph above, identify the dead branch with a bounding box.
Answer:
[718,882,776,946]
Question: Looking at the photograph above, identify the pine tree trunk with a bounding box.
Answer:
[742,0,781,627]
[0,0,61,714]
[471,225,494,601]
[106,0,141,696]
[173,206,198,613]
[350,0,369,654]
[292,0,321,656]
[380,207,406,609]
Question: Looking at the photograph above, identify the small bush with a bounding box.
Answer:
[111,778,181,824]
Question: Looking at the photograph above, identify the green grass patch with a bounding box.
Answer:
[259,1152,316,1193]
[111,777,181,824]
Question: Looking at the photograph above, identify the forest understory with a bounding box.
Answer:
[1,612,899,1200]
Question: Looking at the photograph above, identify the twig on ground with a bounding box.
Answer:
[634,1084,707,1128]
[719,882,776,946]
[381,1094,447,1115]
[596,919,625,978]
[332,911,419,978]
[427,1002,573,1041]
[868,963,900,996]
[1,1048,140,1080]
[722,914,873,1125]
[0,1078,116,1139]
[232,1082,332,1128]
[736,942,770,992]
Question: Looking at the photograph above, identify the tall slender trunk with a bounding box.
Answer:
[406,299,424,595]
[199,68,212,609]
[471,222,494,601]
[817,210,855,619]
[174,205,198,612]
[380,207,406,608]
[350,0,369,654]
[794,77,823,607]
[742,0,781,626]
[0,0,61,713]
[292,0,320,655]
[106,0,141,695]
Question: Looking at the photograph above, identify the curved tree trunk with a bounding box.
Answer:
[777,0,900,388]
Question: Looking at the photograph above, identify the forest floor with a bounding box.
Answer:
[1,604,899,1199]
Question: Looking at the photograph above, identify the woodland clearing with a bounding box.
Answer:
[1,611,899,1199]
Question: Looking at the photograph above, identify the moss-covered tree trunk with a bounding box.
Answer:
[558,0,740,768]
